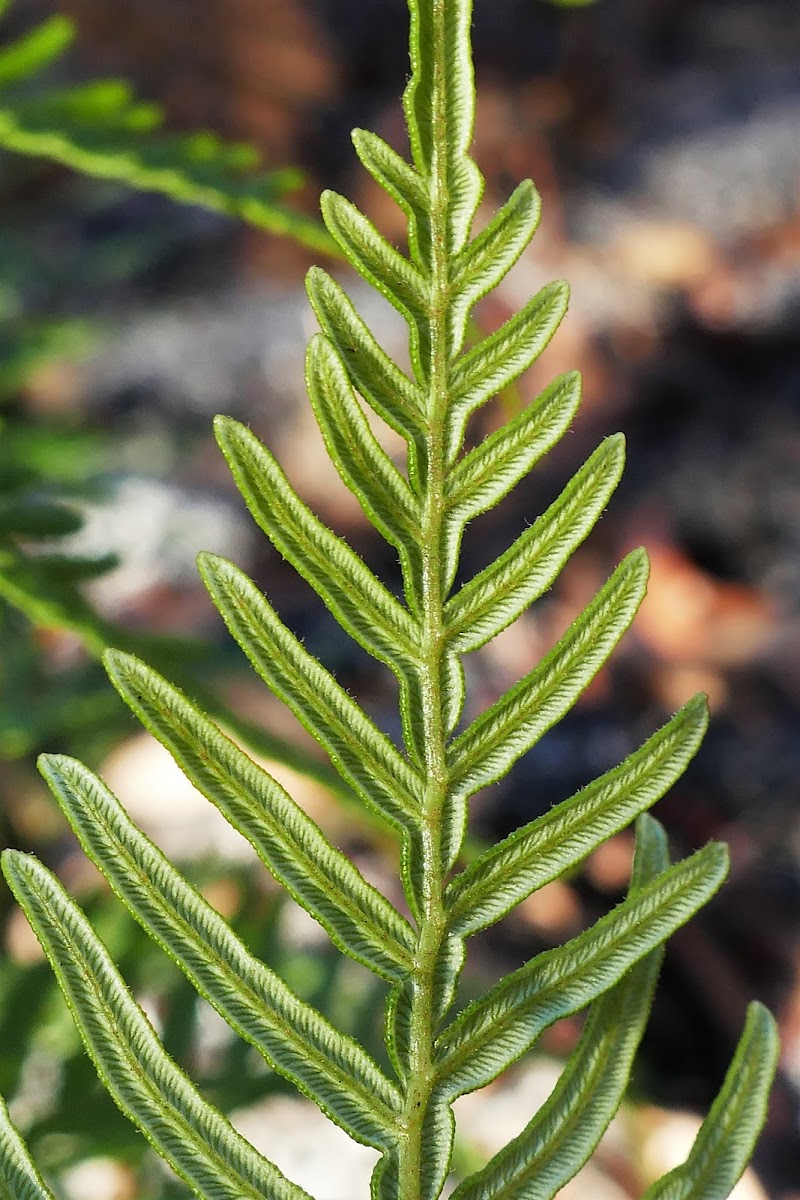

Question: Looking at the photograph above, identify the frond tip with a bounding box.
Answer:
[0,1094,57,1200]
[643,1003,779,1200]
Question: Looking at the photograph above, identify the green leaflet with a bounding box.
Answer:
[643,1003,779,1200]
[0,1094,56,1200]
[306,334,423,610]
[0,16,73,88]
[352,129,432,264]
[213,415,420,678]
[104,649,415,980]
[37,755,402,1149]
[197,552,423,830]
[20,550,119,582]
[305,268,426,458]
[438,372,584,597]
[444,372,582,528]
[445,434,626,649]
[448,181,541,354]
[321,191,429,332]
[0,497,82,538]
[451,814,669,1200]
[448,549,649,798]
[352,129,427,214]
[0,103,329,251]
[434,841,728,1098]
[1,852,313,1200]
[451,181,539,294]
[306,334,419,539]
[445,282,570,461]
[446,695,708,937]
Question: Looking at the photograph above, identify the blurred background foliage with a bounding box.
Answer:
[0,0,799,1197]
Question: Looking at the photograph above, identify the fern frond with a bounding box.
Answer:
[0,0,777,1196]
[351,129,430,256]
[445,282,569,460]
[321,191,429,328]
[447,181,540,352]
[448,550,649,799]
[306,334,422,598]
[1,851,313,1200]
[213,417,420,677]
[306,268,427,458]
[197,552,423,832]
[445,433,625,646]
[444,371,582,528]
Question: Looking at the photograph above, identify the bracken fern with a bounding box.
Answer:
[0,1,778,1198]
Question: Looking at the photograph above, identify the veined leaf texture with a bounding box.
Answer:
[0,0,778,1198]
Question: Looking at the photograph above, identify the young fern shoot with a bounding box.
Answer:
[0,1,778,1199]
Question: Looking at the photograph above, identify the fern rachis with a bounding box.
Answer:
[0,1,778,1199]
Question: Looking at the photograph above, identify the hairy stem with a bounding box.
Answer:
[398,2,456,1194]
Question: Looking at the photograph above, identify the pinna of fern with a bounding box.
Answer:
[0,0,778,1198]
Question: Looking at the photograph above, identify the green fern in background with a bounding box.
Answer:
[0,0,344,780]
[0,0,779,1198]
[0,419,355,794]
[0,0,330,251]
